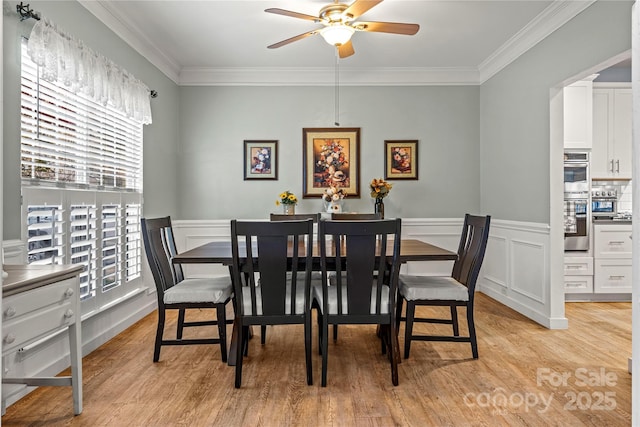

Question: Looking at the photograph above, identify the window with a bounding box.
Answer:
[20,39,144,314]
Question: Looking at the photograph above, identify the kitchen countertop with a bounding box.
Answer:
[593,219,632,225]
[2,264,84,297]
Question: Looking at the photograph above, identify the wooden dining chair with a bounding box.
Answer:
[264,213,321,344]
[141,216,233,363]
[230,219,315,388]
[315,218,403,386]
[327,211,382,341]
[395,214,491,359]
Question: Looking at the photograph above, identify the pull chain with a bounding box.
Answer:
[334,51,340,127]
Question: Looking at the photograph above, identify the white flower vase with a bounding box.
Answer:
[283,204,296,215]
[325,200,343,213]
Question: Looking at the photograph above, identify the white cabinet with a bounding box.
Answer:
[593,223,632,293]
[563,78,594,149]
[2,264,83,415]
[564,256,593,293]
[591,85,632,179]
[594,259,632,293]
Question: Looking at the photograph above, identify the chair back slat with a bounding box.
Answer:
[319,219,402,318]
[231,219,314,318]
[141,217,181,297]
[451,214,491,293]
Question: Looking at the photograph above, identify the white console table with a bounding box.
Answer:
[2,264,84,415]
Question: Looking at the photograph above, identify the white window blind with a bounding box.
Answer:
[20,39,143,190]
[20,36,145,314]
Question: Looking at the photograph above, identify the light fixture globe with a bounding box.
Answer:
[320,24,355,46]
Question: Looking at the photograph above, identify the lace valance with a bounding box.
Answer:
[27,18,153,125]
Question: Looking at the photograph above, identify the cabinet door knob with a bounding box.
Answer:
[64,309,74,319]
[4,333,16,344]
[616,159,620,173]
[64,288,74,298]
[4,306,16,318]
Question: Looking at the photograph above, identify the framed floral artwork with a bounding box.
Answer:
[244,140,278,180]
[303,128,360,198]
[384,140,418,180]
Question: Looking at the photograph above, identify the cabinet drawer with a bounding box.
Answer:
[594,259,632,293]
[3,278,77,321]
[594,225,632,258]
[564,257,593,275]
[564,275,593,294]
[2,300,75,353]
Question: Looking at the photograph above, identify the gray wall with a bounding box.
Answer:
[480,0,632,223]
[178,85,480,220]
[2,0,180,239]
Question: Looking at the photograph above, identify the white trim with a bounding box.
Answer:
[178,67,480,87]
[478,0,596,83]
[78,0,181,83]
[80,1,591,86]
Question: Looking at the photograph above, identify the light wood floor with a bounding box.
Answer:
[2,294,631,426]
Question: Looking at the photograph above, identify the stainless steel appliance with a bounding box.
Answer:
[564,151,590,251]
[591,186,618,219]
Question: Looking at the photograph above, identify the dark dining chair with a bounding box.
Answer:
[327,211,382,341]
[141,216,233,363]
[230,219,315,388]
[315,218,403,386]
[264,213,321,344]
[395,214,491,359]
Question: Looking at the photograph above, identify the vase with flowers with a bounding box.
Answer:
[276,190,298,215]
[322,186,346,213]
[370,178,392,219]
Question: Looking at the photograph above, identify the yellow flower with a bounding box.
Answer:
[277,190,298,205]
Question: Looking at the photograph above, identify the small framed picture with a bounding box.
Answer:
[244,140,278,180]
[385,140,418,180]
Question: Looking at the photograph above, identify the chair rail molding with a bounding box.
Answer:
[173,217,564,329]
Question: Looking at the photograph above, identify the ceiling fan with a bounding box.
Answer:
[265,0,420,59]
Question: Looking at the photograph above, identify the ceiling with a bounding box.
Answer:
[78,0,596,86]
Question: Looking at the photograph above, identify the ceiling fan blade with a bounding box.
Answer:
[355,21,419,35]
[338,40,355,58]
[265,8,320,22]
[267,30,319,49]
[343,0,383,20]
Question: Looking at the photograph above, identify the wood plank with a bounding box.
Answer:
[2,295,631,426]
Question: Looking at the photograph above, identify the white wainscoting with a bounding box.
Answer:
[172,217,563,329]
[477,219,565,329]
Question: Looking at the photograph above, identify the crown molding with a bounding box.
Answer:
[179,66,480,86]
[478,0,596,83]
[78,0,181,83]
[80,0,593,87]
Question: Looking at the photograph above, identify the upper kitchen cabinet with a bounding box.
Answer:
[591,84,632,179]
[563,76,596,149]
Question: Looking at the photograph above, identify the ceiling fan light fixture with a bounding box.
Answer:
[320,24,355,46]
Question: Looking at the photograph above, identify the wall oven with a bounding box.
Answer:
[564,151,590,251]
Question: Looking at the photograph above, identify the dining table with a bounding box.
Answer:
[173,238,458,366]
